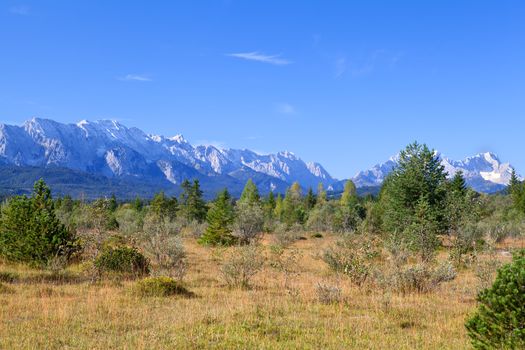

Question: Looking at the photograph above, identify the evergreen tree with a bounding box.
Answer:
[261,191,276,224]
[199,189,236,246]
[450,171,467,196]
[239,179,260,205]
[380,142,448,235]
[0,179,77,265]
[304,187,317,211]
[380,142,448,260]
[466,250,525,349]
[150,191,178,220]
[509,169,524,213]
[108,194,118,212]
[179,179,207,223]
[133,196,144,212]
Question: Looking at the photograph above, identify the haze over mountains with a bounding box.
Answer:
[0,118,517,198]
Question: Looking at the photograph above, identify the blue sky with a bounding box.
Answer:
[1,1,524,178]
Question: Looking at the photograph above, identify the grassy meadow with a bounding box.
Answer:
[1,233,522,350]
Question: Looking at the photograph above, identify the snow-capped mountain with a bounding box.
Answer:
[0,118,335,194]
[352,151,517,193]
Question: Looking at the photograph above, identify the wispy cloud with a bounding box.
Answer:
[334,50,404,79]
[334,57,347,78]
[118,74,152,82]
[227,52,291,65]
[276,103,297,115]
[9,5,30,15]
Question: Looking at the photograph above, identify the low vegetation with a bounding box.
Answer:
[0,142,524,349]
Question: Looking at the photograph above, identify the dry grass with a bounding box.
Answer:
[0,234,521,349]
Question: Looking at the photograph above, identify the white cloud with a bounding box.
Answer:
[334,57,347,78]
[118,74,152,82]
[276,103,296,115]
[227,52,291,65]
[9,5,30,15]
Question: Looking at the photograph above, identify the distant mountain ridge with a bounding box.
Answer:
[0,118,519,197]
[351,151,516,194]
[0,118,334,196]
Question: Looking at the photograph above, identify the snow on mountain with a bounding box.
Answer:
[0,118,335,193]
[353,151,517,193]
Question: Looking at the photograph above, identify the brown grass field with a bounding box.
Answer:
[1,234,522,350]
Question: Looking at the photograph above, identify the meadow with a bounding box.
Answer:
[1,233,521,350]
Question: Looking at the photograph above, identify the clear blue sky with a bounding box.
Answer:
[1,1,524,178]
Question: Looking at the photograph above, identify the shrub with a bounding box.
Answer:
[132,276,191,297]
[272,223,301,248]
[220,244,264,289]
[465,250,525,349]
[322,235,380,286]
[142,232,186,281]
[94,246,149,278]
[234,201,264,244]
[384,262,456,294]
[316,282,342,304]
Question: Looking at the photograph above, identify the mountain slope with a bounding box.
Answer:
[0,118,335,196]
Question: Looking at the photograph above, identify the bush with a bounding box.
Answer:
[465,250,525,349]
[132,276,191,297]
[94,246,149,278]
[220,244,264,289]
[315,282,342,304]
[234,201,264,244]
[382,262,456,294]
[142,232,186,281]
[322,235,380,286]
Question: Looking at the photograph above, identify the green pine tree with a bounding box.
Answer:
[180,179,207,223]
[466,249,525,349]
[0,179,77,265]
[199,189,236,246]
[239,179,260,205]
[304,187,317,211]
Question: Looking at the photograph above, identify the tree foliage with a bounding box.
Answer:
[0,179,78,265]
[466,250,525,349]
[199,189,236,246]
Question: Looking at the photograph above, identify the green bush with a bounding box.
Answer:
[132,276,191,297]
[465,250,525,349]
[94,246,149,278]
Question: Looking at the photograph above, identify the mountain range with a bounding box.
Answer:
[0,118,518,198]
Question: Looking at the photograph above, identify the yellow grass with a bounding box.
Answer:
[0,235,521,349]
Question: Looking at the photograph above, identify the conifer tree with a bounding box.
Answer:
[0,179,77,265]
[199,189,236,246]
[239,179,260,205]
[179,179,207,223]
[380,142,448,235]
[304,187,317,211]
[380,142,448,260]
